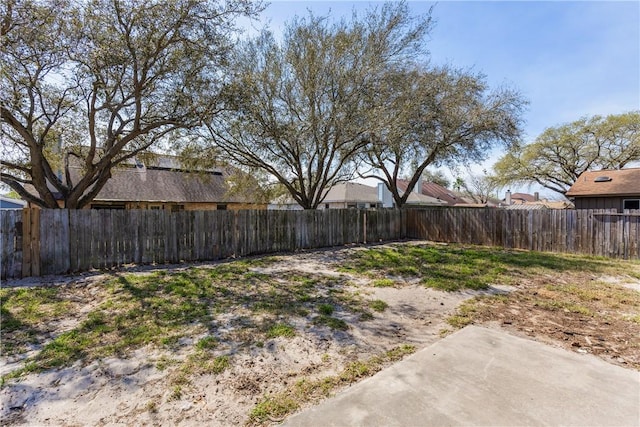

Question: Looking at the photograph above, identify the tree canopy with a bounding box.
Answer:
[358,65,525,208]
[1,0,260,208]
[493,111,640,195]
[202,2,433,209]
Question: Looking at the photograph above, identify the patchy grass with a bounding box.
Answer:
[317,303,334,316]
[0,287,74,355]
[446,298,482,328]
[313,315,349,331]
[4,241,639,424]
[266,323,296,339]
[248,345,415,425]
[369,299,388,313]
[343,243,640,292]
[1,263,377,383]
[371,279,396,288]
[195,336,218,351]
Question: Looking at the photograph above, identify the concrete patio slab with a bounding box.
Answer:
[283,326,640,426]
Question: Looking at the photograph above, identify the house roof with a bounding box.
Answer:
[0,195,27,209]
[85,166,254,203]
[510,193,537,203]
[323,183,380,204]
[565,168,640,197]
[20,165,252,204]
[21,153,259,205]
[503,203,547,210]
[396,180,463,206]
[404,192,449,206]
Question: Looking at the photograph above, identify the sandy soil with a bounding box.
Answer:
[1,245,472,426]
[2,242,638,426]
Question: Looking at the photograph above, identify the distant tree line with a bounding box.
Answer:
[7,1,634,209]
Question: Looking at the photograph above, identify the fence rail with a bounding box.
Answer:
[1,207,638,280]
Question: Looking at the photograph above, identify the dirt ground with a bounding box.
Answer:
[1,242,639,426]
[467,272,640,370]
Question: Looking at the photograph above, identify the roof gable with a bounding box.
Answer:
[510,193,536,202]
[565,168,640,197]
[396,179,462,206]
[323,183,379,203]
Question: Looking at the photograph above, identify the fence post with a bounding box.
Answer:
[363,210,367,244]
[233,209,239,258]
[21,208,30,277]
[623,210,629,260]
[21,207,41,277]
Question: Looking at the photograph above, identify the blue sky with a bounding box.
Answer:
[254,0,640,196]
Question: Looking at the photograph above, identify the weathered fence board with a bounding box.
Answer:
[406,208,640,259]
[1,210,22,279]
[2,207,639,280]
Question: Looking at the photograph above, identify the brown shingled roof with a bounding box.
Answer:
[396,179,462,206]
[565,168,640,197]
[70,166,253,203]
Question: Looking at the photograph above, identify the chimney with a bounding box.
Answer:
[378,183,394,208]
[414,177,422,194]
[534,192,539,201]
[506,190,512,206]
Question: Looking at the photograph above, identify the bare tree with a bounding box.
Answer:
[359,65,526,208]
[202,2,432,209]
[493,111,640,195]
[461,169,500,204]
[1,0,261,208]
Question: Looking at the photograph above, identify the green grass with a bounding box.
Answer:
[0,287,74,355]
[534,300,593,316]
[195,336,218,350]
[249,345,416,424]
[266,323,296,338]
[342,244,640,292]
[446,299,480,328]
[318,303,334,316]
[5,243,637,389]
[371,278,395,288]
[313,315,349,331]
[369,299,388,312]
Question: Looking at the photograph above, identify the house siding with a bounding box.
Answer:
[573,197,625,211]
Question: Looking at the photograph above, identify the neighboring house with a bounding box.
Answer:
[396,179,462,206]
[565,168,640,211]
[24,156,266,211]
[503,200,574,210]
[269,181,447,210]
[501,190,573,210]
[403,191,449,208]
[270,183,383,210]
[396,179,496,207]
[452,194,500,208]
[502,190,537,205]
[0,195,27,209]
[320,182,382,209]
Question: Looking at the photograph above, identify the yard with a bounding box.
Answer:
[1,241,639,426]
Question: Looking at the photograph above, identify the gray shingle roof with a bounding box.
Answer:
[322,183,380,203]
[73,166,252,203]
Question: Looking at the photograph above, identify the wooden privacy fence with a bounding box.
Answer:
[2,207,639,280]
[406,208,640,259]
[1,208,405,279]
